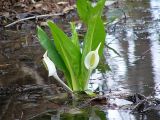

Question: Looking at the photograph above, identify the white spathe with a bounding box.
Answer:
[43,51,73,93]
[84,43,101,70]
[43,51,57,77]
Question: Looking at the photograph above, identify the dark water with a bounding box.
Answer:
[1,0,160,120]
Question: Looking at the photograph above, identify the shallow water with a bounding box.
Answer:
[1,0,160,120]
[90,0,160,96]
[90,0,160,119]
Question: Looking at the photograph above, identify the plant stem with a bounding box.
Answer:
[84,70,92,90]
[53,75,73,94]
[70,74,79,91]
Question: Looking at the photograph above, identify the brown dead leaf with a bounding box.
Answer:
[89,96,108,105]
[57,2,68,5]
[33,3,43,9]
[63,5,76,14]
[2,12,10,17]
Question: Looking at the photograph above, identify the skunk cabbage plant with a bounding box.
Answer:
[37,0,106,92]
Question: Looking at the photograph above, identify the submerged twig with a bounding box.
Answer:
[5,13,63,28]
[28,110,57,120]
[0,96,13,120]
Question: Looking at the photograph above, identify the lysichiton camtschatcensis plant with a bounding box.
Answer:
[37,0,106,93]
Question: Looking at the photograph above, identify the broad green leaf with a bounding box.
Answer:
[91,0,106,17]
[37,26,64,70]
[37,27,72,88]
[70,22,80,50]
[47,21,82,91]
[81,17,106,89]
[76,0,92,24]
[82,17,106,63]
[76,0,106,24]
[92,18,106,55]
[79,0,106,89]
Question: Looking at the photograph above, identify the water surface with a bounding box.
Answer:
[1,0,160,120]
[91,0,160,119]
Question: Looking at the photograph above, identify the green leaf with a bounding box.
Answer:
[47,21,82,91]
[70,22,80,50]
[76,0,106,24]
[90,0,106,18]
[77,0,106,88]
[76,0,92,24]
[81,17,106,89]
[37,26,72,88]
[37,26,64,70]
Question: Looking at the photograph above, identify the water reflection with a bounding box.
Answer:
[107,110,135,120]
[98,0,160,95]
[150,0,160,98]
[0,30,49,86]
[30,107,107,120]
[90,0,160,119]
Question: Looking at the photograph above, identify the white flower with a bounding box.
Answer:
[84,43,101,70]
[43,51,57,77]
[43,51,73,93]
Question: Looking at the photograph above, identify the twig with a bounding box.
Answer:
[119,8,127,23]
[0,97,13,120]
[20,112,24,120]
[5,13,63,28]
[28,110,56,120]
